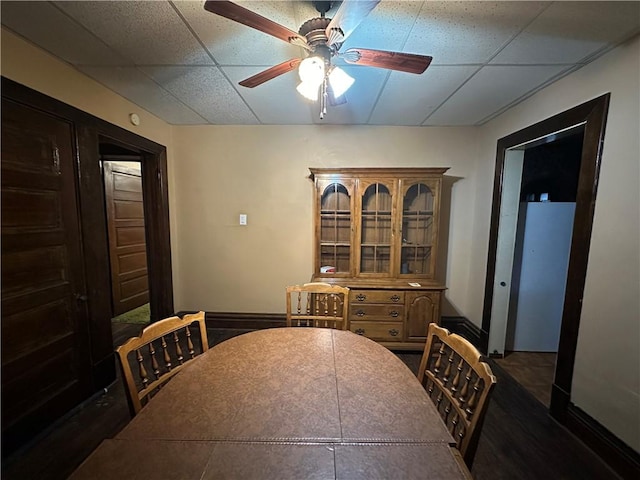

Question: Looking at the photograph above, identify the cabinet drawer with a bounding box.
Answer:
[350,321,404,342]
[350,304,404,320]
[350,290,405,304]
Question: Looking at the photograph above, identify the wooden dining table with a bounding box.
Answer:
[70,327,472,479]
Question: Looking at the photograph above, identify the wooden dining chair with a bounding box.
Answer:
[417,323,497,468]
[115,311,208,416]
[286,282,350,330]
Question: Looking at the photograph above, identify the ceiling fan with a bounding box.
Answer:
[203,0,433,118]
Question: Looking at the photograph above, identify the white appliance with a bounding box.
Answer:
[507,202,575,352]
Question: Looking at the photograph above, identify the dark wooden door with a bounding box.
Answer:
[103,161,149,316]
[1,99,92,451]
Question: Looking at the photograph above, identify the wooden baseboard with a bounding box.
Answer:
[178,311,483,344]
[441,316,482,348]
[179,311,482,345]
[176,311,287,330]
[565,404,640,480]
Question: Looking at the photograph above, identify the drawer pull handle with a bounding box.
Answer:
[389,329,399,336]
[389,310,399,318]
[355,294,367,302]
[356,310,366,317]
[390,295,401,303]
[355,328,365,335]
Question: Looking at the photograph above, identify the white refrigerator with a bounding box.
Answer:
[506,202,575,352]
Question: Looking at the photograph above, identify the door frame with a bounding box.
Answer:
[79,126,173,388]
[480,93,610,420]
[1,77,174,390]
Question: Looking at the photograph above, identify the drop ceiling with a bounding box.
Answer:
[2,1,638,126]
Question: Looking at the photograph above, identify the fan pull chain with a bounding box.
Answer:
[320,77,328,119]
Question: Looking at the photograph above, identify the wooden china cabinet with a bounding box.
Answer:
[309,167,449,349]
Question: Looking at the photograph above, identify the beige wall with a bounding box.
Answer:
[2,26,638,451]
[476,35,640,450]
[171,125,479,314]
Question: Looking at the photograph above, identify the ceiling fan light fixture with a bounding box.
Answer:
[328,66,354,98]
[298,56,325,85]
[204,1,434,117]
[297,80,321,101]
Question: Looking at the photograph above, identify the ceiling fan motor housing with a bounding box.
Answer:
[298,17,331,47]
[299,17,341,64]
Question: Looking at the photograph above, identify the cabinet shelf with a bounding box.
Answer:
[402,211,434,216]
[362,211,392,216]
[320,210,351,215]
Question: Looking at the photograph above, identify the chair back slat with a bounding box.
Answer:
[286,283,350,330]
[417,323,496,468]
[173,331,184,365]
[116,311,208,416]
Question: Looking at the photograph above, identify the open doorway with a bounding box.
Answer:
[481,94,610,422]
[494,129,583,407]
[100,142,150,326]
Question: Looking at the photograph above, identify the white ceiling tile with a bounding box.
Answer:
[54,0,213,65]
[424,65,568,125]
[140,66,259,124]
[77,66,207,124]
[370,65,480,125]
[341,1,425,53]
[222,66,313,124]
[405,1,549,64]
[1,1,131,66]
[491,1,640,64]
[3,1,637,126]
[180,0,303,66]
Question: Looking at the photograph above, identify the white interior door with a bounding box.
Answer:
[488,149,524,355]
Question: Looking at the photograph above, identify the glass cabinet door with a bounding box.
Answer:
[319,182,352,274]
[359,182,394,275]
[400,182,435,277]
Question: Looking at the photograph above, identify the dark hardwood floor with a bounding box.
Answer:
[2,324,620,480]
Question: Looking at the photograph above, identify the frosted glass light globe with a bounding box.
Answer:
[298,56,325,85]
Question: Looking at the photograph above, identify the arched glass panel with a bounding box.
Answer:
[360,183,392,274]
[401,183,434,276]
[320,183,351,273]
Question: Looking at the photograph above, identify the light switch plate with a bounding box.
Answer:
[239,214,247,225]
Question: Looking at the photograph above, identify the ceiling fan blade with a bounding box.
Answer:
[204,1,308,48]
[342,48,433,74]
[325,0,381,47]
[238,59,302,88]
